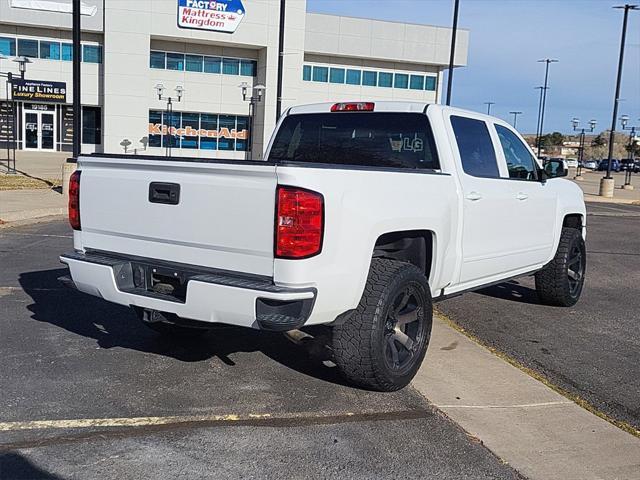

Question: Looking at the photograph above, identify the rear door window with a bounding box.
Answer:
[450,116,500,178]
[268,112,439,170]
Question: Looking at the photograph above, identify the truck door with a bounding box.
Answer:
[492,123,557,266]
[448,114,526,286]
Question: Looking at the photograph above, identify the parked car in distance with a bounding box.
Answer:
[597,159,621,172]
[60,102,587,391]
[582,160,598,170]
[620,159,640,173]
[565,158,579,168]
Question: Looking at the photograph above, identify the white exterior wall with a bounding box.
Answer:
[0,0,469,159]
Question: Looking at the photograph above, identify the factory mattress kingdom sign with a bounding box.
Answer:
[177,0,245,33]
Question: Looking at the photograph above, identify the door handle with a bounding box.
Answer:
[149,182,180,205]
[516,192,529,201]
[465,191,483,201]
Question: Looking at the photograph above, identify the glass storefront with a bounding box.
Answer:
[148,110,250,152]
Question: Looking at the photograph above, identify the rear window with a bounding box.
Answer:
[268,112,440,170]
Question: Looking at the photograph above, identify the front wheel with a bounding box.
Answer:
[535,227,586,307]
[332,259,433,391]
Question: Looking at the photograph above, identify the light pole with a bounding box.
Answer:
[536,59,559,157]
[445,0,460,106]
[1,55,30,174]
[620,115,638,190]
[155,84,184,157]
[571,117,596,180]
[239,82,265,160]
[600,4,638,198]
[483,102,494,115]
[509,111,522,129]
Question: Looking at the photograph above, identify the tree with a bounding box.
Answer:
[625,140,640,158]
[591,134,606,147]
[540,131,565,148]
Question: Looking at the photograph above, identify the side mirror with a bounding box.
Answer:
[542,159,568,179]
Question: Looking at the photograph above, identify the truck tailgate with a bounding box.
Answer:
[76,156,277,277]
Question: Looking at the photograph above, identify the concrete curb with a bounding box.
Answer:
[0,211,66,229]
[412,316,640,480]
[584,195,640,205]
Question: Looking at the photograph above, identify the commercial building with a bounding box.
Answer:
[0,0,468,159]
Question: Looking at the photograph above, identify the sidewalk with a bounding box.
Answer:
[570,170,640,204]
[0,188,66,224]
[413,316,640,480]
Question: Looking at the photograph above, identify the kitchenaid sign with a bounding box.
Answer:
[177,0,245,33]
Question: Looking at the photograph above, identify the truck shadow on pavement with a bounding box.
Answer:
[0,453,63,480]
[19,268,348,387]
[475,280,541,305]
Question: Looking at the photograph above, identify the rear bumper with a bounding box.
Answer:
[60,251,316,331]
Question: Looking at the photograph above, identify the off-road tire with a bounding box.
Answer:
[331,258,433,391]
[535,227,586,307]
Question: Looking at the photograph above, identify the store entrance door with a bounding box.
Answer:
[23,107,56,151]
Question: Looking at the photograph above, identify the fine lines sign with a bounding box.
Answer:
[177,0,245,33]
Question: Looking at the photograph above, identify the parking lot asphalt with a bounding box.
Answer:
[439,202,640,431]
[0,221,522,479]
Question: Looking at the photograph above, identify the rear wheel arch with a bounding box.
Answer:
[372,230,436,282]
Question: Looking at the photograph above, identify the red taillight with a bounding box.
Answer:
[276,186,324,259]
[68,170,81,230]
[330,102,375,112]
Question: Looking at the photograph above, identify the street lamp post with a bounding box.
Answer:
[155,84,184,157]
[536,59,559,157]
[571,117,596,180]
[620,115,638,190]
[600,4,638,198]
[1,55,30,174]
[239,82,265,160]
[445,0,460,106]
[509,111,522,129]
[483,102,494,115]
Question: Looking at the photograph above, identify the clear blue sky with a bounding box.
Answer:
[306,0,640,135]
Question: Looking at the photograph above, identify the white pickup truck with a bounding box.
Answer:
[61,102,586,391]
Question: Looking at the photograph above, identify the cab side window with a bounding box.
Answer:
[495,125,538,181]
[450,116,500,178]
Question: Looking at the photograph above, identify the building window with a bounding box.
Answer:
[346,69,361,85]
[204,56,221,73]
[61,43,73,61]
[378,72,393,88]
[302,65,312,81]
[83,45,102,63]
[17,39,39,58]
[0,37,16,56]
[40,41,61,60]
[217,115,236,151]
[150,51,166,69]
[82,106,102,145]
[329,68,345,84]
[362,71,377,87]
[180,112,200,149]
[166,53,185,71]
[148,110,249,153]
[200,114,218,150]
[236,117,249,151]
[240,59,256,76]
[394,73,409,89]
[425,76,436,91]
[222,58,240,75]
[312,66,328,82]
[410,75,424,90]
[185,54,203,72]
[148,110,163,147]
